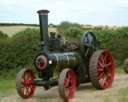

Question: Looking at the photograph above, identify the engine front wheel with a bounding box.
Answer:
[16,68,35,98]
[89,50,115,89]
[58,68,77,102]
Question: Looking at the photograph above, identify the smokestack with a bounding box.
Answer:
[37,9,50,53]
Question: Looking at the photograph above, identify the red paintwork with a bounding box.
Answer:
[64,70,77,101]
[97,50,114,89]
[20,70,35,98]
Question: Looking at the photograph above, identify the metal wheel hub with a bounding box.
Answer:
[22,80,32,86]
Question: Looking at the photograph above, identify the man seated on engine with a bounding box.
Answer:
[49,32,65,51]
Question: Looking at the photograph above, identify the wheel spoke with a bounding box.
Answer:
[21,78,25,84]
[68,87,73,98]
[104,53,108,64]
[24,73,28,80]
[99,76,107,86]
[101,55,105,65]
[107,73,112,77]
[26,87,29,95]
[97,66,104,72]
[103,80,108,88]
[21,87,25,93]
[64,79,69,88]
[98,72,105,79]
[25,87,28,95]
[65,88,70,97]
[23,87,27,95]
[105,62,111,68]
[67,72,72,80]
[98,61,104,68]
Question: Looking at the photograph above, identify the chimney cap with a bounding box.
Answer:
[37,9,50,14]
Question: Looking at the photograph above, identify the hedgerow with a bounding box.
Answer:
[0,24,128,77]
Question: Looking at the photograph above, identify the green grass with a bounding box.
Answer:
[117,87,128,102]
[0,70,18,96]
[116,66,125,75]
[117,65,128,101]
[0,79,16,97]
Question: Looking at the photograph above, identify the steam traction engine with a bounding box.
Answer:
[16,10,115,101]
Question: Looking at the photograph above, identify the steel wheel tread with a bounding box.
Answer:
[89,50,115,89]
[58,68,77,101]
[16,68,35,98]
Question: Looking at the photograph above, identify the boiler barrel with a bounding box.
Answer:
[48,52,81,70]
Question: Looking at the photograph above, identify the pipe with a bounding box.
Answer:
[37,10,50,53]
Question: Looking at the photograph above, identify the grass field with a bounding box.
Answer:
[0,26,57,37]
[0,26,38,37]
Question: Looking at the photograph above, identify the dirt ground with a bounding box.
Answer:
[1,74,128,102]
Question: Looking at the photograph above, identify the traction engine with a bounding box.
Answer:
[16,10,115,102]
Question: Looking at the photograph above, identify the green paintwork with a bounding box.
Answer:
[48,52,81,70]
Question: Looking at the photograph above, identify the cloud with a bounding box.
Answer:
[0,0,128,26]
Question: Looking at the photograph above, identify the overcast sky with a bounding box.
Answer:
[0,0,128,26]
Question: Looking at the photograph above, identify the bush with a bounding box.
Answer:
[64,26,84,40]
[0,31,8,39]
[0,24,128,77]
[57,21,84,41]
[92,27,128,65]
[0,28,40,76]
[57,22,128,65]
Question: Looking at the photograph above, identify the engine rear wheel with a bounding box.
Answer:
[16,68,35,98]
[124,58,128,73]
[58,68,77,102]
[89,50,115,89]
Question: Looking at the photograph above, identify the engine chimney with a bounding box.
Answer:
[37,10,50,53]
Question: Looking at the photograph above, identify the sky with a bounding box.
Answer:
[0,0,128,26]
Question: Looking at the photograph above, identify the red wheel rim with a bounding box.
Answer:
[17,69,35,98]
[64,70,76,100]
[97,50,114,89]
